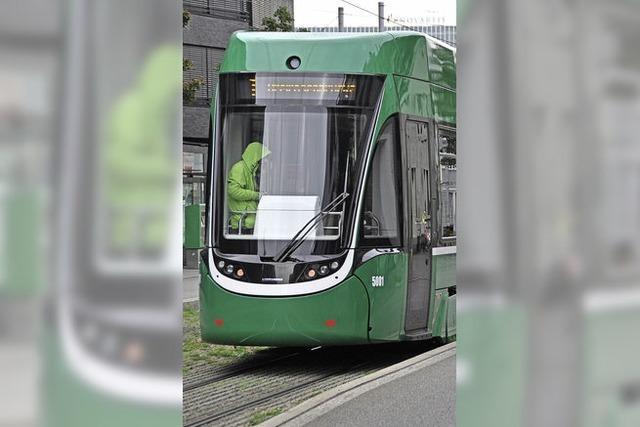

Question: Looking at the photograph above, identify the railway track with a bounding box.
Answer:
[183,347,309,392]
[183,342,440,427]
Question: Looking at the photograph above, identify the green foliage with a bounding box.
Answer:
[183,77,204,103]
[183,10,191,28]
[261,6,294,32]
[248,408,283,426]
[183,9,203,102]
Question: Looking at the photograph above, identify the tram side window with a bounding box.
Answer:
[360,118,402,247]
[438,130,456,239]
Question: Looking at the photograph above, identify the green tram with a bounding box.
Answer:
[200,31,456,346]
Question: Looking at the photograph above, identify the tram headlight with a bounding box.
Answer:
[235,268,245,278]
[319,265,329,275]
[225,264,235,275]
[306,268,317,279]
[217,260,226,269]
[330,261,340,270]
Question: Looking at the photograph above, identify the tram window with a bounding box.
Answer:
[438,130,456,239]
[360,118,402,247]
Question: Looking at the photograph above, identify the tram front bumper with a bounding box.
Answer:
[199,270,370,347]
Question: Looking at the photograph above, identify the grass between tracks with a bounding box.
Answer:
[183,306,264,374]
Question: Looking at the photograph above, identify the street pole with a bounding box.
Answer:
[378,2,384,32]
[338,7,344,31]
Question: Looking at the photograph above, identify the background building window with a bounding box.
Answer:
[183,144,208,207]
[183,0,251,22]
[183,151,205,174]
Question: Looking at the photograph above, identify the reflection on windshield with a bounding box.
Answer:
[215,73,384,256]
[223,107,365,241]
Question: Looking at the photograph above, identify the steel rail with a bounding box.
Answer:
[183,348,309,392]
[183,360,371,427]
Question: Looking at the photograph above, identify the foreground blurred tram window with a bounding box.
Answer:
[457,0,640,426]
[42,1,181,426]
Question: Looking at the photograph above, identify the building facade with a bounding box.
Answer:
[182,0,293,266]
[303,25,456,46]
[183,0,252,202]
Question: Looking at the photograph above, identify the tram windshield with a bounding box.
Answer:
[215,73,384,256]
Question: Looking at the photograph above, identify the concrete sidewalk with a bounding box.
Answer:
[183,269,199,304]
[263,343,456,427]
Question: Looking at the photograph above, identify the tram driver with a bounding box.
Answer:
[227,141,270,234]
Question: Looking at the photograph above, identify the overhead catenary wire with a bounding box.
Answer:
[298,13,338,31]
[338,0,419,32]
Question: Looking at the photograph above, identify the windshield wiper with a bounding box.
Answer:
[273,192,350,263]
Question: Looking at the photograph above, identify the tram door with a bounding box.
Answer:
[404,119,433,332]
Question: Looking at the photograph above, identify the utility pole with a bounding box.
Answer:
[378,2,384,32]
[338,7,344,31]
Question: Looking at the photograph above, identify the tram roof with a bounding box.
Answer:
[220,31,456,91]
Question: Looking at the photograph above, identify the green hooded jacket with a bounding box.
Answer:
[227,142,270,230]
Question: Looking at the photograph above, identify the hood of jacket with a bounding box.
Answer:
[241,141,270,173]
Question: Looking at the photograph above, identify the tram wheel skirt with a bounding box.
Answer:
[199,272,371,347]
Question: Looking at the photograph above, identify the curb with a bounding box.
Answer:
[261,341,456,426]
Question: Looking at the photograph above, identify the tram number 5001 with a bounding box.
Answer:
[372,276,385,288]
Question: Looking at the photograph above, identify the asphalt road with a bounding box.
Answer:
[306,353,455,427]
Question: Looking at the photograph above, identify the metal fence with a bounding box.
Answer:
[184,45,226,101]
[184,0,251,22]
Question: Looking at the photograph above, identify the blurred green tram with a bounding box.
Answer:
[200,31,457,346]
